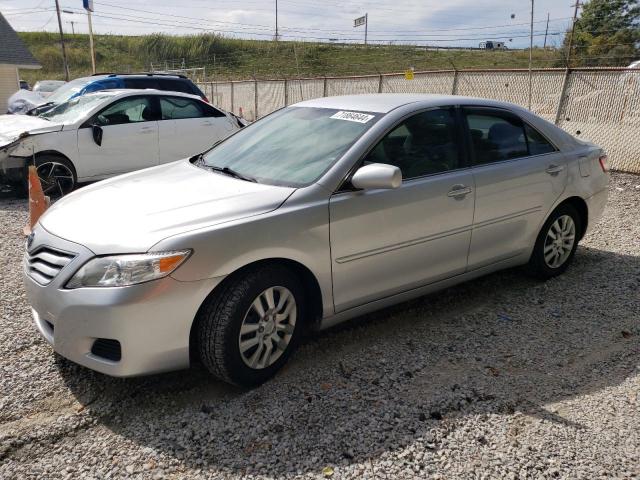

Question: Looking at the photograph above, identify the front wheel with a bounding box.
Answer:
[196,265,305,387]
[35,155,76,197]
[526,204,582,279]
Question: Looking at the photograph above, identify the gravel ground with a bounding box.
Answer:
[1,173,639,479]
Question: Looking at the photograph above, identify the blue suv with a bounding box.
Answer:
[27,73,208,115]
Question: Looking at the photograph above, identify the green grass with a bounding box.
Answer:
[18,31,562,84]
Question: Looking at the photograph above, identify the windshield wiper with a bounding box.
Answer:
[196,158,256,183]
[27,101,55,116]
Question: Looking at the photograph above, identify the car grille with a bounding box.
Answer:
[26,246,77,285]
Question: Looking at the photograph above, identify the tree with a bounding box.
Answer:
[563,0,639,66]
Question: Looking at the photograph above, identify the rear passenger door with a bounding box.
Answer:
[463,107,567,270]
[157,95,234,163]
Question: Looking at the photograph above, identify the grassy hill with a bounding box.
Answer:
[18,32,562,84]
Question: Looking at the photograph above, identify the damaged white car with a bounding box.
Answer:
[0,89,241,195]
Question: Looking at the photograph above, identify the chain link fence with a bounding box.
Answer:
[199,68,640,174]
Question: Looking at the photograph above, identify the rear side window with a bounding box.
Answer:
[124,78,161,90]
[525,124,556,155]
[160,97,204,119]
[158,79,194,94]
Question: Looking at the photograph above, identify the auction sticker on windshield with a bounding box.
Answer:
[330,111,375,123]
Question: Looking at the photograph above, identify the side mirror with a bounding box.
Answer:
[91,124,103,146]
[351,163,402,190]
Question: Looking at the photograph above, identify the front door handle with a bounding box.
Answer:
[447,185,473,198]
[546,164,565,175]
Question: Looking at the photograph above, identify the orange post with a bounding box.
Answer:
[23,165,49,235]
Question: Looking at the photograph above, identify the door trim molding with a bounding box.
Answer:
[335,225,472,264]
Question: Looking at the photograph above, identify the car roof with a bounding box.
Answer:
[294,93,527,114]
[83,89,203,101]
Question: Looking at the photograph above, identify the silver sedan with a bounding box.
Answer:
[23,94,610,386]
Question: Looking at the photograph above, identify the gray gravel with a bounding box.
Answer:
[1,173,639,479]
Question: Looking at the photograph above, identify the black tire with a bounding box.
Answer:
[34,155,76,197]
[526,203,582,279]
[196,265,305,387]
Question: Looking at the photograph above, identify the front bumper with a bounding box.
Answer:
[23,225,223,377]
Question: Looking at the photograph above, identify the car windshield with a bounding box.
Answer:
[201,106,380,186]
[39,93,112,124]
[35,81,65,93]
[44,77,92,104]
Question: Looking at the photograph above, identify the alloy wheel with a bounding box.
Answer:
[238,286,297,369]
[543,214,576,269]
[36,162,74,197]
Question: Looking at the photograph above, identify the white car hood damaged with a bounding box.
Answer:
[0,114,63,149]
[40,160,296,254]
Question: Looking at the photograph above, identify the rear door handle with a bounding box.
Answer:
[447,185,472,198]
[545,164,565,175]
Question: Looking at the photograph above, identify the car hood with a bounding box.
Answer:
[0,114,63,148]
[40,160,296,254]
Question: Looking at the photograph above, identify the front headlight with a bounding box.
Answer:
[65,250,191,288]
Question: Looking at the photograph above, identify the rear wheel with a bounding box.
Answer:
[526,204,582,279]
[35,155,76,197]
[196,265,304,387]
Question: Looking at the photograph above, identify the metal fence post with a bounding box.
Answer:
[555,69,571,125]
[323,76,328,97]
[254,78,259,120]
[378,73,383,93]
[284,78,288,106]
[451,70,459,95]
[230,82,235,115]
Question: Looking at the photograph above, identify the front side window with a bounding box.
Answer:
[363,108,461,179]
[95,97,157,126]
[160,97,204,120]
[465,110,528,165]
[201,106,380,187]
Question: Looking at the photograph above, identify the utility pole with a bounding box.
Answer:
[543,12,550,48]
[528,0,534,110]
[54,0,70,81]
[87,9,96,73]
[275,0,278,41]
[566,1,582,67]
[365,13,368,45]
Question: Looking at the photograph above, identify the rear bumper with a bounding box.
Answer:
[584,188,608,236]
[23,226,223,377]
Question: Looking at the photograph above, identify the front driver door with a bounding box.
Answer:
[329,107,475,313]
[77,95,160,178]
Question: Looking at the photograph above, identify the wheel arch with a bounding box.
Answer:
[188,257,324,362]
[35,150,76,170]
[555,196,588,240]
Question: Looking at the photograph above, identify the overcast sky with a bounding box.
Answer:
[2,0,577,48]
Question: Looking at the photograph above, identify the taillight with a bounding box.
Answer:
[202,95,210,103]
[598,155,609,173]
